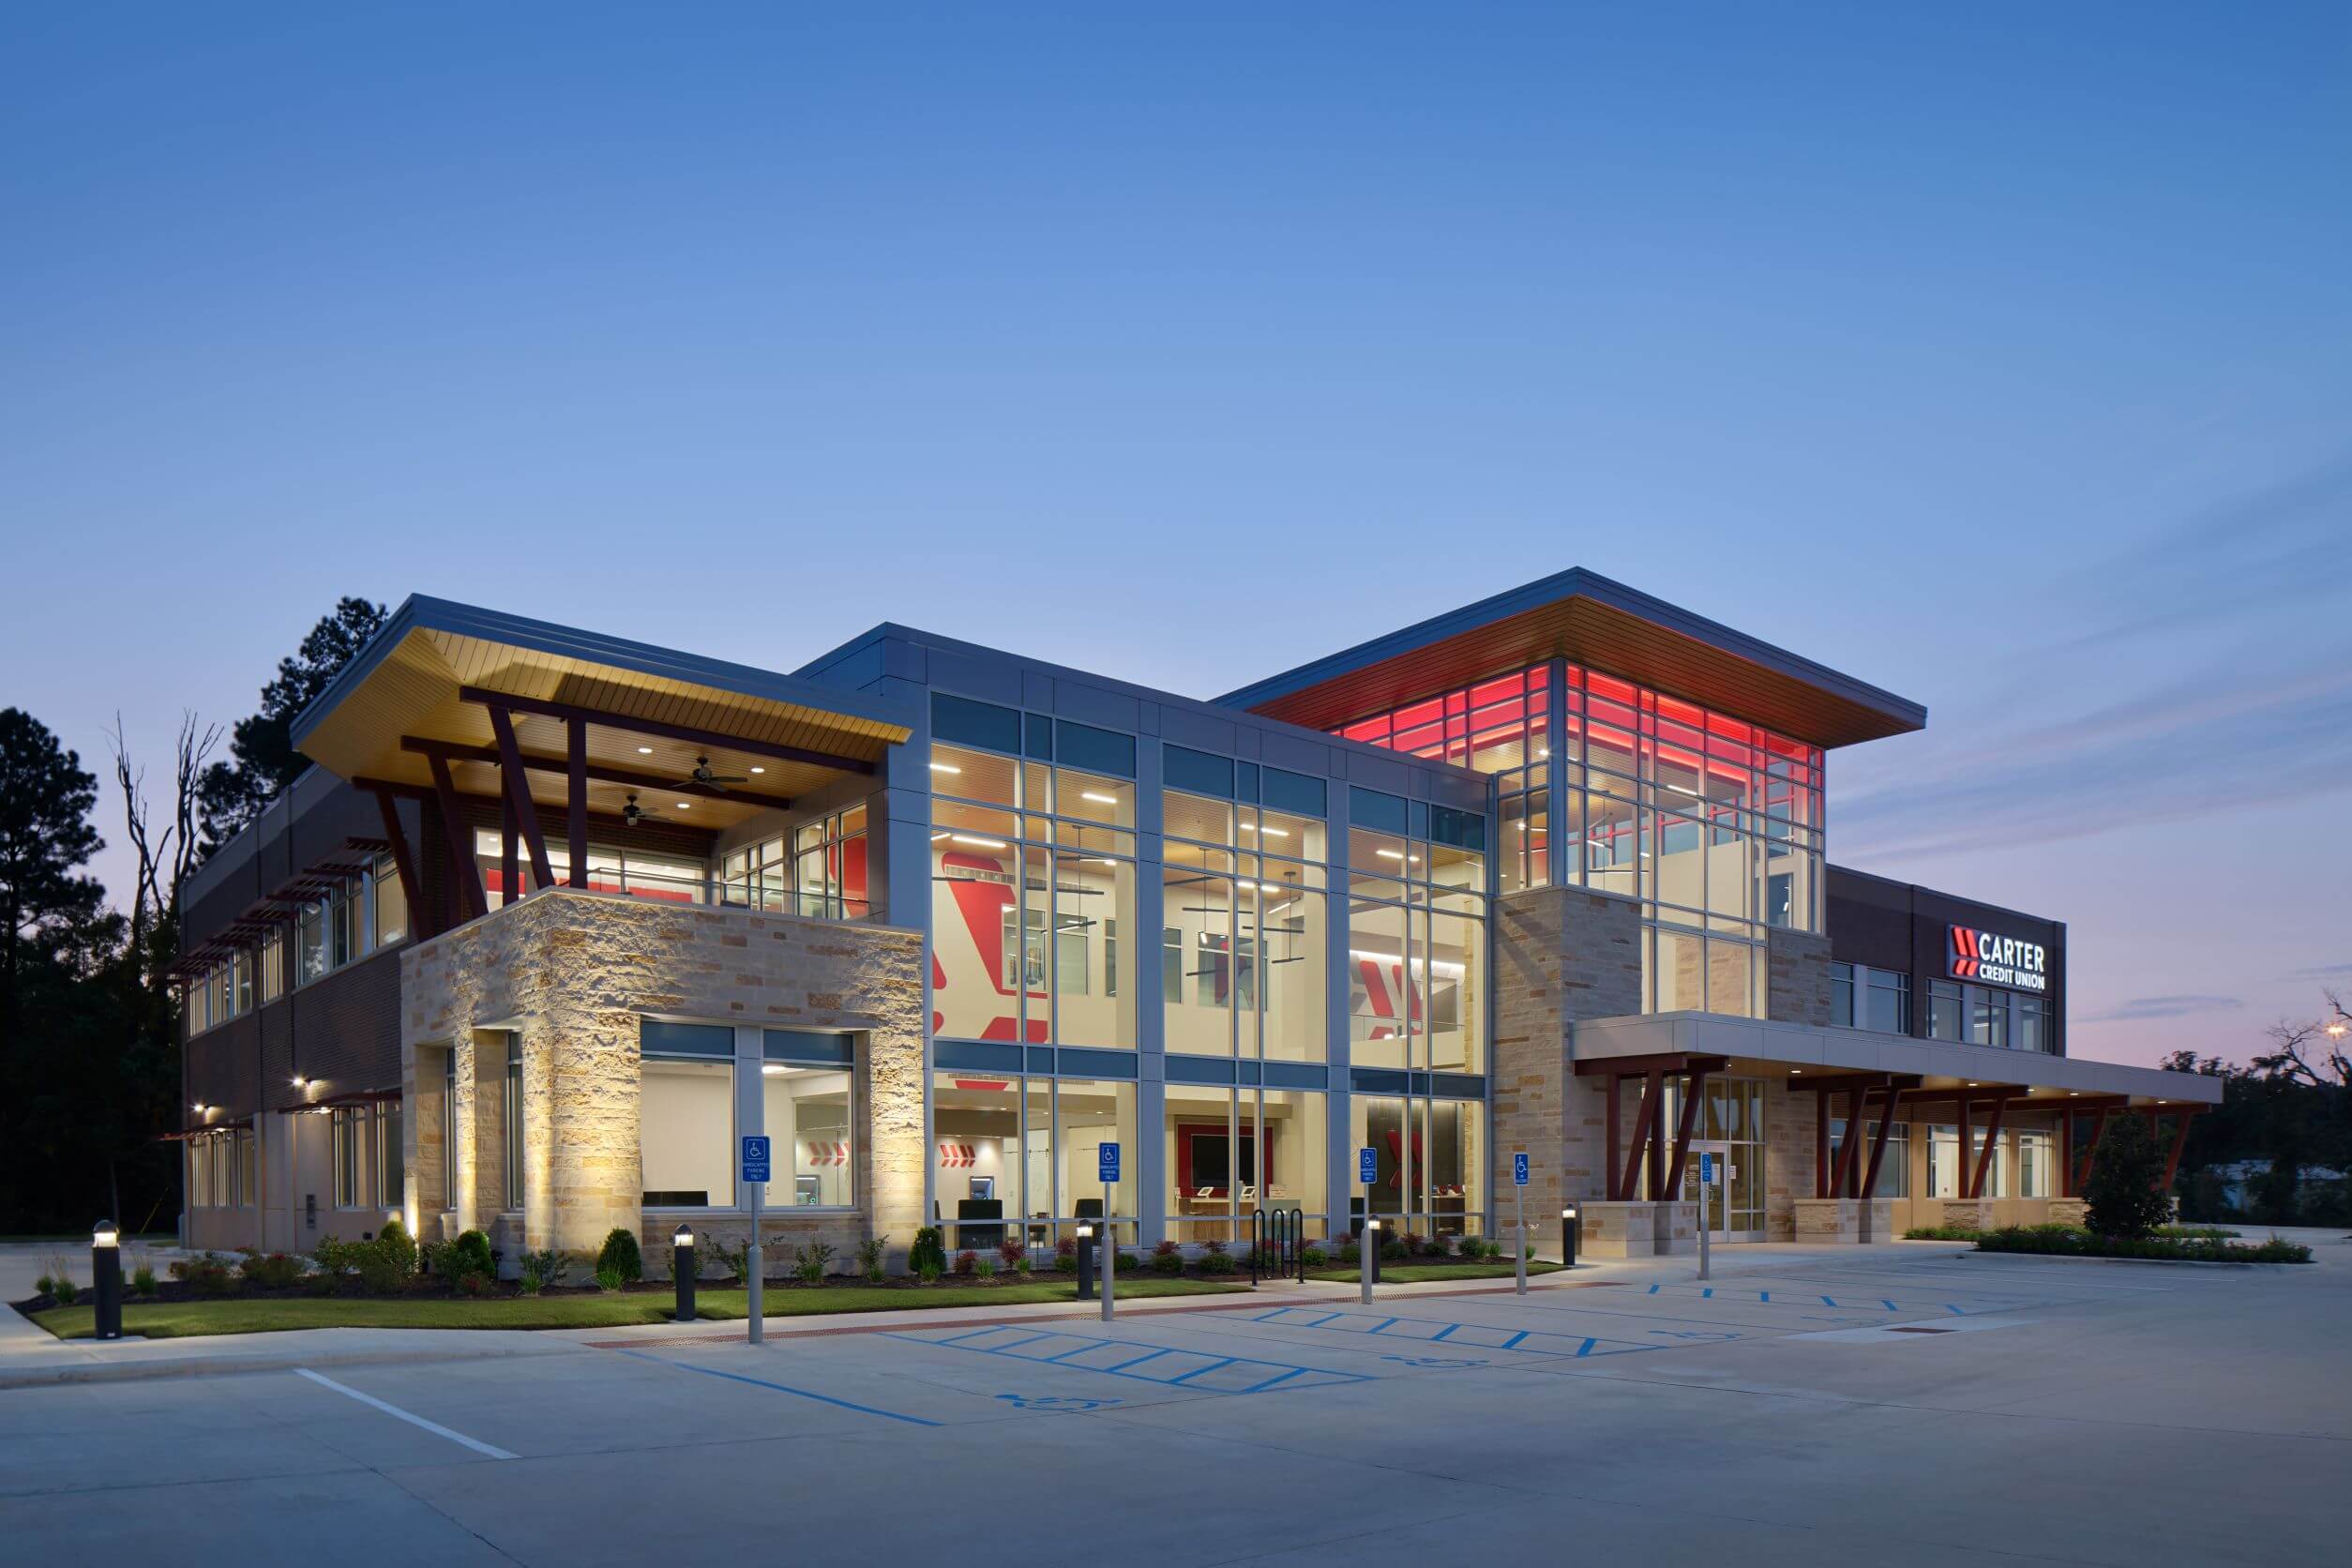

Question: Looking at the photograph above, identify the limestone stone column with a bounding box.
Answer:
[523,1003,641,1259]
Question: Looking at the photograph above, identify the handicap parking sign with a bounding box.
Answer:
[1699,1151,1714,1186]
[1513,1152,1530,1187]
[741,1135,772,1184]
[1359,1146,1378,1185]
[1097,1142,1121,1184]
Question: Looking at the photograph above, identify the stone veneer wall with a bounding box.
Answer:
[1762,1077,1817,1240]
[1766,927,1832,1027]
[1491,885,1645,1225]
[401,889,924,1267]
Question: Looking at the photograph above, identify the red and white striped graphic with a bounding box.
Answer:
[937,1143,977,1168]
[805,1140,850,1168]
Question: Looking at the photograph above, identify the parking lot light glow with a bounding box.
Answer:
[93,1219,118,1248]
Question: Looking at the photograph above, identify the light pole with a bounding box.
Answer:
[672,1225,696,1323]
[91,1219,123,1341]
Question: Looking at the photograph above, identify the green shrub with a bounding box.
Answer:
[1380,1238,1408,1261]
[856,1234,890,1282]
[240,1251,303,1290]
[794,1240,837,1284]
[452,1229,495,1278]
[1903,1225,1984,1241]
[915,1259,943,1284]
[595,1263,626,1292]
[374,1219,418,1279]
[1969,1226,2311,1264]
[909,1226,947,1276]
[701,1233,750,1284]
[1197,1250,1237,1275]
[1052,1252,1078,1273]
[130,1264,158,1297]
[32,1273,53,1298]
[1150,1239,1184,1274]
[2083,1112,2172,1240]
[596,1227,643,1284]
[47,1275,74,1304]
[459,1270,495,1297]
[1301,1245,1328,1268]
[973,1257,998,1278]
[518,1250,565,1296]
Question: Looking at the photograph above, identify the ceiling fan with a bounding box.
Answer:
[686,754,746,792]
[621,793,659,827]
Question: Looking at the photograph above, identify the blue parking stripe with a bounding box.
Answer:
[1501,1331,1530,1349]
[983,1334,1059,1353]
[1100,1348,1174,1373]
[1241,1366,1307,1394]
[1883,1300,1899,1310]
[1302,1312,1344,1328]
[1576,1337,1597,1357]
[1431,1324,1459,1342]
[1167,1357,1238,1385]
[1700,1288,1713,1299]
[1947,1304,1967,1316]
[1758,1291,1770,1302]
[1821,1296,1839,1307]
[615,1350,941,1426]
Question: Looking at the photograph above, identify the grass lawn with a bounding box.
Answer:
[1304,1260,1564,1284]
[29,1276,1248,1340]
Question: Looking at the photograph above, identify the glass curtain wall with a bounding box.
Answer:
[718,806,872,919]
[1161,781,1328,1062]
[1337,662,1824,1019]
[1164,1084,1329,1244]
[1347,1094,1485,1240]
[931,1072,1138,1251]
[928,730,1139,1050]
[1345,791,1485,1075]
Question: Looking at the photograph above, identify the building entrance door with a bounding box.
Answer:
[1682,1139,1765,1243]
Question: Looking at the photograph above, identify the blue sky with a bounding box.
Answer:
[4,4,2345,1066]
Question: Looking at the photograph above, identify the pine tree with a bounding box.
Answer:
[0,708,104,1028]
[2082,1111,2172,1240]
[197,596,387,853]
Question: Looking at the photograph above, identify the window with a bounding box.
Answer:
[1863,968,1910,1035]
[261,931,284,1004]
[332,1108,368,1209]
[1926,1125,1959,1199]
[1343,788,1485,1073]
[931,736,1139,1048]
[1830,962,1854,1028]
[502,1036,524,1210]
[236,1128,257,1208]
[373,854,408,947]
[1927,979,1964,1041]
[930,1071,1139,1247]
[1970,988,2009,1049]
[2017,1130,2052,1198]
[1343,663,1821,1016]
[764,1032,856,1208]
[475,831,705,908]
[377,1102,401,1214]
[1164,1085,1329,1243]
[1830,1116,1909,1198]
[1348,1094,1486,1239]
[2015,995,2048,1053]
[1163,786,1330,1062]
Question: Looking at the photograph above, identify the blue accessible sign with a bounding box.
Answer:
[1513,1152,1530,1187]
[741,1135,772,1184]
[1699,1152,1714,1186]
[1359,1146,1378,1185]
[1097,1142,1121,1184]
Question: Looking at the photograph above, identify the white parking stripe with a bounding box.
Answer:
[294,1369,518,1460]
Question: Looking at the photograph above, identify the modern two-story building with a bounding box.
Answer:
[173,571,2218,1267]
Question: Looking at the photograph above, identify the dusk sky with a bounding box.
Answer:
[4,5,2345,1069]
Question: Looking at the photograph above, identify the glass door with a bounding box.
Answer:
[1682,1140,1732,1241]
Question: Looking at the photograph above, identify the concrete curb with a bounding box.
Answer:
[0,1338,583,1390]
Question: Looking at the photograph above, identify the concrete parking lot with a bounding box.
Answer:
[5,1239,2346,1566]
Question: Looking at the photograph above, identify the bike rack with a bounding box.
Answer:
[1248,1208,1305,1286]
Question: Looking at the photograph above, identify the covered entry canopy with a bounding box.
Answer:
[1574,1013,2224,1209]
[293,596,913,834]
[288,596,916,932]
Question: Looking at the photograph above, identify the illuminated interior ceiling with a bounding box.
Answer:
[1217,567,1927,751]
[293,597,913,832]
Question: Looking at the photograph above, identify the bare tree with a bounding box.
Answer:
[2252,991,2352,1088]
[104,711,219,976]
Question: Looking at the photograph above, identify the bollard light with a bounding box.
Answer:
[1075,1224,1098,1301]
[1359,1217,1381,1300]
[91,1218,124,1340]
[1561,1206,1580,1268]
[672,1226,696,1323]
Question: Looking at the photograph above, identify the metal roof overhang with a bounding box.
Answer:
[1214,568,1926,750]
[290,597,916,831]
[1570,1014,2226,1108]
